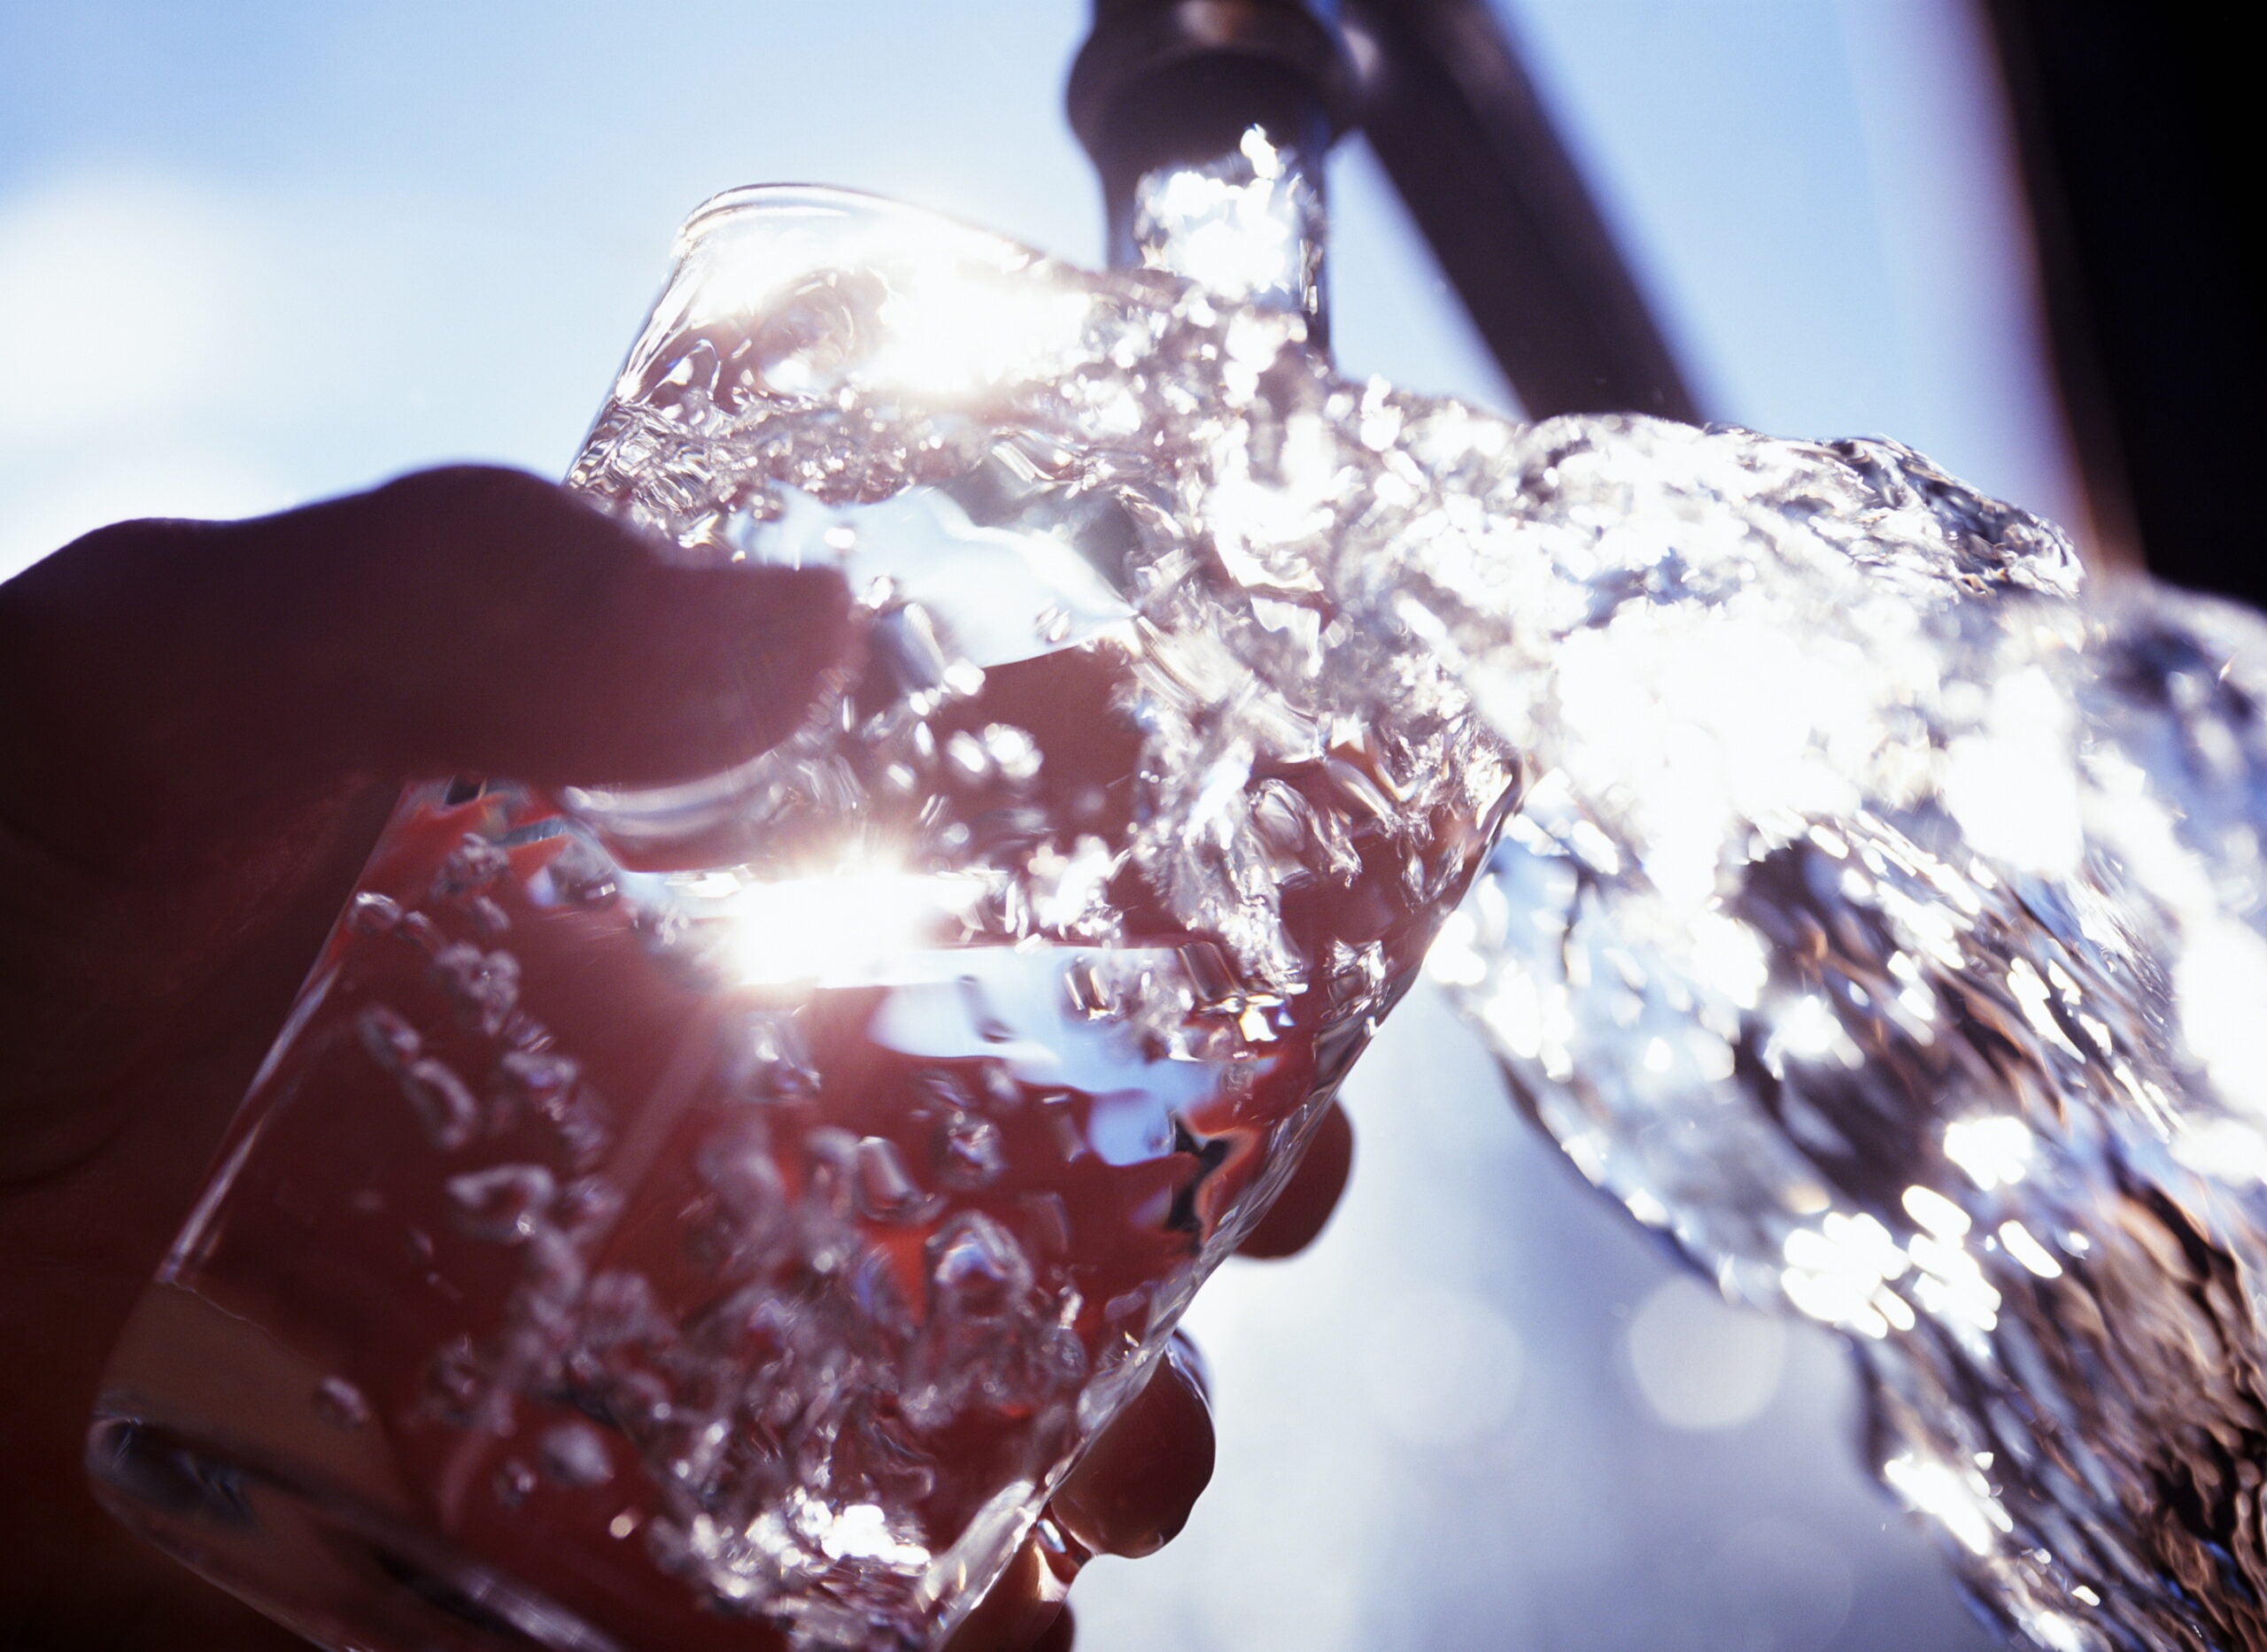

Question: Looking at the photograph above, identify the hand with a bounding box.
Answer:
[0,467,1354,1650]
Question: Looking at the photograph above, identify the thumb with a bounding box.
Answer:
[0,466,850,867]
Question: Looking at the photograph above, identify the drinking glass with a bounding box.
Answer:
[87,186,1511,1651]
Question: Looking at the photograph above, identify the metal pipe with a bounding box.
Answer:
[1067,0,1698,421]
[1342,0,1700,421]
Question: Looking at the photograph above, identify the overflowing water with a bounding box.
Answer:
[97,169,2267,1652]
[1423,425,2267,1652]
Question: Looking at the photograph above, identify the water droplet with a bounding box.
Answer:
[1037,1092,1088,1162]
[518,1229,587,1313]
[977,1061,1022,1110]
[553,1097,615,1176]
[801,1126,863,1220]
[397,910,445,956]
[945,730,992,783]
[725,1010,820,1104]
[423,1337,489,1427]
[581,1270,668,1350]
[538,836,619,907]
[1063,958,1118,1021]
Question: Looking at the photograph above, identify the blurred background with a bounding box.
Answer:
[1,3,2240,1648]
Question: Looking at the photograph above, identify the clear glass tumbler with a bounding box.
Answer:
[88,186,1512,1651]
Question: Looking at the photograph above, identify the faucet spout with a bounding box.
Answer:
[1066,0,1350,342]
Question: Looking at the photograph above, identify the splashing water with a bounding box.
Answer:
[97,173,2267,1652]
[1423,423,2267,1652]
[1126,125,1327,328]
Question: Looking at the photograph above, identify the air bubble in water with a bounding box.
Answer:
[928,1211,1033,1322]
[539,1420,615,1489]
[429,944,522,1038]
[400,1058,479,1153]
[698,1119,785,1224]
[933,1113,1005,1192]
[493,1458,538,1510]
[445,1164,557,1244]
[348,892,402,936]
[853,1137,930,1224]
[432,833,510,899]
[312,1376,371,1431]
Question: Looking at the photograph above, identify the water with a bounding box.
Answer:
[1122,125,1328,331]
[1420,420,2267,1651]
[90,186,1511,1652]
[93,177,2267,1652]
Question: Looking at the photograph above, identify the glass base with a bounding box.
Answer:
[87,1410,621,1652]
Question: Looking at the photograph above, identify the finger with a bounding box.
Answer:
[1049,1332,1213,1559]
[940,1533,1071,1652]
[0,466,849,862]
[1234,1099,1354,1259]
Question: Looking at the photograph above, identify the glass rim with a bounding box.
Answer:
[671,182,1050,273]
